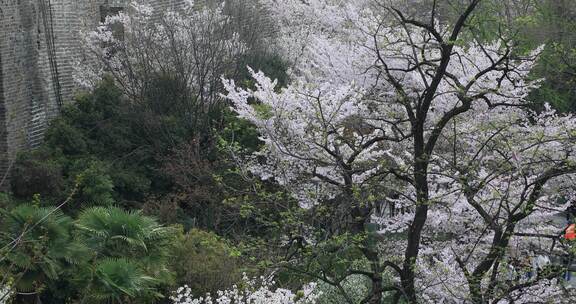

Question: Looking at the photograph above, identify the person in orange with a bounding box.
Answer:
[565,223,576,241]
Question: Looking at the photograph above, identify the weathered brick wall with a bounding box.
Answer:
[0,26,6,183]
[0,0,48,184]
[148,0,187,12]
[39,0,104,133]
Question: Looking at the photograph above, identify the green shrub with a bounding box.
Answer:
[11,149,64,200]
[171,229,242,296]
[44,119,88,155]
[75,163,115,207]
[10,79,153,207]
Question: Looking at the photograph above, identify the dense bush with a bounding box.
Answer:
[11,148,65,200]
[11,78,151,208]
[171,229,242,296]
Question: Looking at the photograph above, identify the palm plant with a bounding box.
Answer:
[74,206,175,303]
[80,258,158,304]
[0,204,84,301]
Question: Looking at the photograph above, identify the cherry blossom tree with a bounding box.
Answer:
[76,0,253,144]
[224,0,576,302]
[80,1,246,101]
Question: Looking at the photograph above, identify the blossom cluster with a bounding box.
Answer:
[170,274,320,304]
[76,0,245,104]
